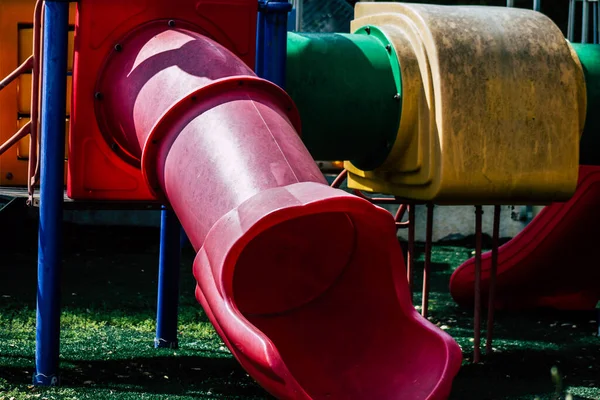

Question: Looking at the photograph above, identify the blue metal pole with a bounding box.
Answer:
[154,206,181,349]
[256,0,292,88]
[33,0,69,387]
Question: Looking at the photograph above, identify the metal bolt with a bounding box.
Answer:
[386,44,392,52]
[365,27,371,34]
[393,93,401,101]
[94,92,103,100]
[114,43,123,52]
[168,20,176,27]
[5,172,13,180]
[110,142,118,151]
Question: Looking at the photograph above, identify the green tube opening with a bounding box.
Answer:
[286,28,401,170]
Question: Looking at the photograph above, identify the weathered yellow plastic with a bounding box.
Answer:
[17,74,72,115]
[17,27,32,64]
[0,0,75,186]
[346,3,587,204]
[18,28,74,70]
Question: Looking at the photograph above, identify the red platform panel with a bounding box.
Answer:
[68,0,257,200]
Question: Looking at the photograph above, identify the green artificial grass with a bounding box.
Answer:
[0,223,598,399]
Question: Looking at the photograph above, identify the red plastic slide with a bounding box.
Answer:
[450,165,600,311]
[94,22,461,399]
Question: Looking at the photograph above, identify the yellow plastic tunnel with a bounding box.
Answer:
[343,3,586,204]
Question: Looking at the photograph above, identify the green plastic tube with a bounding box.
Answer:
[286,29,401,170]
[572,44,600,166]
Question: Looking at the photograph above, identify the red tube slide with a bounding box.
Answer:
[95,21,461,399]
[450,166,600,311]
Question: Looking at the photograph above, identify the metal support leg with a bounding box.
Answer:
[155,207,182,349]
[486,205,501,355]
[568,0,576,42]
[407,204,415,301]
[594,1,598,44]
[583,0,590,43]
[33,0,69,386]
[422,204,434,318]
[295,0,303,32]
[473,206,484,363]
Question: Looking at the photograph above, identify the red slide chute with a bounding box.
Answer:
[94,22,461,399]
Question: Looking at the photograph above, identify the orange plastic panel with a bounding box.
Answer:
[68,0,257,200]
[0,0,75,186]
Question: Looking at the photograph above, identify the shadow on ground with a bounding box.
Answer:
[0,354,270,398]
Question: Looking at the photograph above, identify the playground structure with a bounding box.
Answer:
[0,0,599,399]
